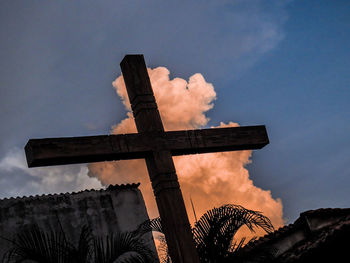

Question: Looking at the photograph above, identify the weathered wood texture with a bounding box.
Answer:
[121,55,200,263]
[25,125,268,167]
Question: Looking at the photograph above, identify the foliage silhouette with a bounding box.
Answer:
[2,223,157,263]
[147,204,274,263]
[93,231,155,263]
[1,204,273,263]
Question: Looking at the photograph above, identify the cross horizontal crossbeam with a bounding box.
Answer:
[25,125,268,167]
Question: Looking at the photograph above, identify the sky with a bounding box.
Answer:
[0,0,349,227]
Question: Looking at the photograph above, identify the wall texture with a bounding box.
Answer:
[0,183,158,260]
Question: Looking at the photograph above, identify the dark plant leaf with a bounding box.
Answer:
[192,204,274,262]
[93,231,156,263]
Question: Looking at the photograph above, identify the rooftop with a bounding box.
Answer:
[240,208,350,262]
[0,183,140,202]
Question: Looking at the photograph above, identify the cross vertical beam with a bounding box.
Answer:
[121,55,200,263]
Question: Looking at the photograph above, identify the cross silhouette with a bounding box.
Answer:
[25,55,269,263]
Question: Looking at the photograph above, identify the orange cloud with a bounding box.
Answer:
[87,67,284,239]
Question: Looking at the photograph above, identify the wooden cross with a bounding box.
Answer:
[25,55,269,263]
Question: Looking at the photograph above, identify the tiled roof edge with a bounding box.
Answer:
[107,182,140,191]
[242,207,350,253]
[298,207,350,220]
[0,183,141,202]
[277,214,350,262]
[242,223,297,251]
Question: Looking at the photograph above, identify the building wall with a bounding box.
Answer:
[0,184,158,260]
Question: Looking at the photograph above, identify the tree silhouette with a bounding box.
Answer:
[148,204,274,263]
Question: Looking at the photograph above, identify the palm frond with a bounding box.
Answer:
[147,205,274,263]
[93,231,156,263]
[2,224,96,263]
[149,218,163,234]
[2,224,71,263]
[132,217,163,239]
[67,225,94,263]
[192,204,274,262]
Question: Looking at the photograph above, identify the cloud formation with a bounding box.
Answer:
[0,148,102,198]
[0,1,290,216]
[88,67,284,237]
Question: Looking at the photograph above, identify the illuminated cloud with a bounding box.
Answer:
[88,67,284,237]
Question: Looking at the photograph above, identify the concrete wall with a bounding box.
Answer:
[0,183,158,261]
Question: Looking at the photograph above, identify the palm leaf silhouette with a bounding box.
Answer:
[2,223,158,263]
[2,224,73,263]
[93,231,156,263]
[193,204,274,262]
[147,204,273,263]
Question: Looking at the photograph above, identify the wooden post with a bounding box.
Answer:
[121,55,200,263]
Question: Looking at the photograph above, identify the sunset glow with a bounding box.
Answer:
[88,67,284,238]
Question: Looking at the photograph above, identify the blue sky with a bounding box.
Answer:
[0,0,349,223]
